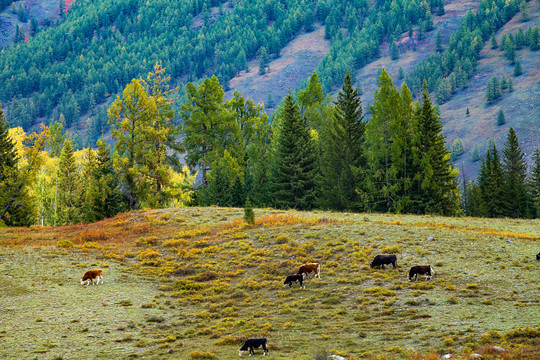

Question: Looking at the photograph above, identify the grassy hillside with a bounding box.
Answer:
[1,208,538,359]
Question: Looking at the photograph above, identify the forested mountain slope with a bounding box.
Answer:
[0,0,446,133]
[0,0,537,182]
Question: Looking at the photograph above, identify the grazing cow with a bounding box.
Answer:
[296,263,321,279]
[283,274,305,289]
[536,252,540,261]
[81,269,103,285]
[370,254,397,269]
[409,265,434,281]
[238,338,268,356]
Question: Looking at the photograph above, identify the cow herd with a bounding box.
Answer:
[80,250,539,357]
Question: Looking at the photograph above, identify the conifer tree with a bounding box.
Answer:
[502,128,529,218]
[411,80,461,215]
[94,139,126,219]
[320,71,365,210]
[472,144,481,162]
[259,47,269,75]
[478,144,505,217]
[497,110,506,126]
[513,60,522,76]
[271,91,317,210]
[243,197,255,225]
[0,106,26,225]
[57,139,81,225]
[181,76,242,190]
[108,79,152,210]
[0,106,46,226]
[365,68,401,212]
[435,31,443,53]
[528,147,540,218]
[491,34,498,49]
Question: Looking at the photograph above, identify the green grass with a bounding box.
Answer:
[0,207,539,359]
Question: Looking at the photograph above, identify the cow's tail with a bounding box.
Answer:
[317,263,321,278]
[430,266,434,275]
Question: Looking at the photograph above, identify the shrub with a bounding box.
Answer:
[79,229,108,242]
[57,240,73,248]
[189,350,217,359]
[275,233,290,244]
[214,334,246,345]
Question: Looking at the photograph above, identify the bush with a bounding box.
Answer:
[57,240,73,248]
[189,350,217,359]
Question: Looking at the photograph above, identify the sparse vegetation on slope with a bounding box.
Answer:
[1,207,538,359]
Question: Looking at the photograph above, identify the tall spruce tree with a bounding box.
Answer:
[271,91,317,210]
[320,71,365,210]
[478,144,505,217]
[0,105,28,225]
[411,80,461,215]
[57,139,81,225]
[0,106,44,226]
[502,128,529,218]
[529,147,540,218]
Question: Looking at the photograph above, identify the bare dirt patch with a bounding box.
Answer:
[226,25,330,112]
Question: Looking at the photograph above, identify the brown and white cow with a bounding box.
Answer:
[408,265,434,281]
[296,263,320,279]
[81,269,103,285]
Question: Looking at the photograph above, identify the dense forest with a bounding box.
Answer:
[1,0,528,138]
[2,64,539,227]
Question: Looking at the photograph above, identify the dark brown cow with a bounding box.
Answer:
[408,265,434,281]
[296,263,320,279]
[283,274,305,289]
[370,254,397,269]
[81,269,103,285]
[238,338,268,356]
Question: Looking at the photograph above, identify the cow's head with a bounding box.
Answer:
[238,349,244,356]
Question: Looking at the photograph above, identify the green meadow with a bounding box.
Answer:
[1,208,538,359]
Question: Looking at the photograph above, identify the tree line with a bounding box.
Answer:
[463,128,540,219]
[2,64,539,227]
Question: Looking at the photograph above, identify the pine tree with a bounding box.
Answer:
[108,79,152,210]
[94,139,126,219]
[513,60,522,76]
[0,106,44,226]
[497,109,506,126]
[519,0,529,22]
[57,139,81,225]
[465,180,487,217]
[435,30,443,53]
[181,76,242,190]
[258,47,269,75]
[0,106,25,225]
[451,138,465,161]
[390,42,399,60]
[491,34,498,49]
[243,197,255,225]
[502,128,529,218]
[528,147,540,218]
[411,80,461,215]
[471,144,481,162]
[271,91,317,210]
[478,144,505,217]
[508,78,514,92]
[320,71,365,210]
[365,68,401,212]
[466,107,470,117]
[503,37,516,64]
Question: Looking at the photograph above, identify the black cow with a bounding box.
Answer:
[238,338,268,356]
[409,265,434,281]
[536,252,540,261]
[370,254,397,269]
[283,274,305,289]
